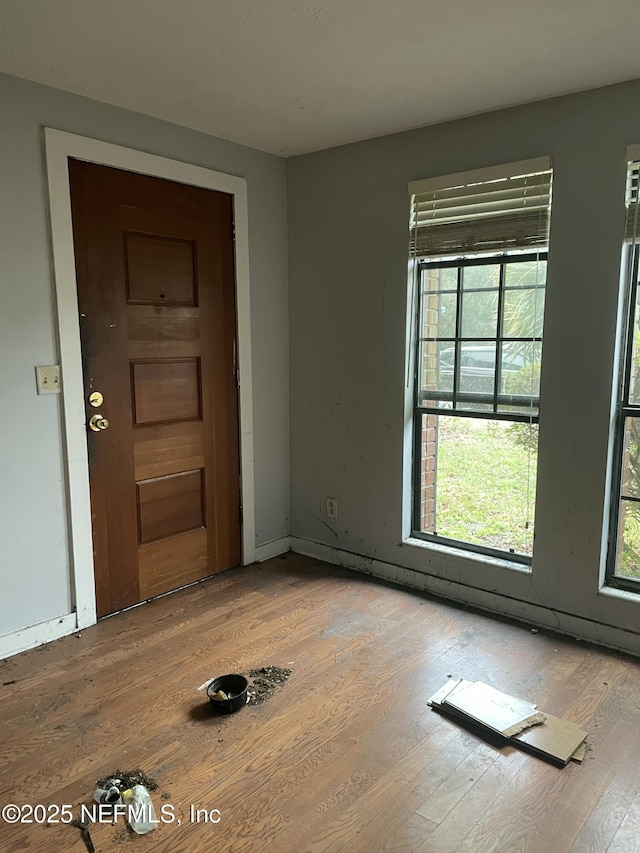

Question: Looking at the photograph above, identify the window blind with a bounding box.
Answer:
[409,157,552,259]
[626,160,640,242]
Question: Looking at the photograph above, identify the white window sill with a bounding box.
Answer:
[403,536,532,575]
[599,584,640,603]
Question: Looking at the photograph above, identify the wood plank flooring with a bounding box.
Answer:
[1,553,640,852]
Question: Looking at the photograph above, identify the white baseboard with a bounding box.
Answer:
[254,536,291,562]
[7,538,638,660]
[290,536,640,658]
[0,613,78,661]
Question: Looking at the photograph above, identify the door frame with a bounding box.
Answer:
[44,128,256,629]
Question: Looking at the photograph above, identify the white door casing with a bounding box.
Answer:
[44,128,256,630]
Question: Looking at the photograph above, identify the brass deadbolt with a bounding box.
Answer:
[89,391,104,407]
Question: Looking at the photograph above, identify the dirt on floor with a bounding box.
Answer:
[95,769,158,792]
[245,666,292,705]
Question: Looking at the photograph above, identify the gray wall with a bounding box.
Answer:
[0,72,289,638]
[288,79,640,641]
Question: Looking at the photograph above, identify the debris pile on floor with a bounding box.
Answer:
[246,666,292,705]
[73,769,160,847]
[429,678,587,765]
[95,769,158,792]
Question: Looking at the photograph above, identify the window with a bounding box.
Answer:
[409,158,552,561]
[608,154,640,586]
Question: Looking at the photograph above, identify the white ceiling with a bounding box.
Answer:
[1,0,640,156]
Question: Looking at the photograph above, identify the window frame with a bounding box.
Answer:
[606,244,640,590]
[411,251,547,565]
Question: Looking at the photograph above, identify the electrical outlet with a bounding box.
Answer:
[326,497,338,519]
[35,364,61,395]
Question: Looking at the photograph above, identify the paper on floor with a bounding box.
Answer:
[512,712,587,764]
[428,677,588,766]
[442,680,544,737]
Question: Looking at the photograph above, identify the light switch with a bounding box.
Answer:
[35,364,61,395]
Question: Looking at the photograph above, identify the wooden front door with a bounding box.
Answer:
[69,160,241,617]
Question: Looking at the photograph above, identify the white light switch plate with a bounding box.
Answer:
[35,364,61,395]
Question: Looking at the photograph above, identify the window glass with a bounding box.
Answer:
[419,341,454,396]
[422,291,457,338]
[462,264,500,290]
[423,266,457,293]
[616,415,640,580]
[417,414,536,556]
[503,288,545,339]
[414,254,545,560]
[457,342,496,398]
[628,283,640,405]
[461,291,498,338]
[498,341,541,414]
[504,260,546,289]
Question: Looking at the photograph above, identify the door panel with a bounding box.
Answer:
[131,358,202,425]
[137,469,205,545]
[138,528,208,600]
[69,159,241,617]
[124,233,197,305]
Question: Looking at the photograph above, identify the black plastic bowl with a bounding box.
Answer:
[206,674,249,714]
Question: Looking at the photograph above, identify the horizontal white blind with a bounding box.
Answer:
[626,160,640,241]
[410,162,552,258]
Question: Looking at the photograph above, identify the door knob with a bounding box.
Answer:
[89,414,110,432]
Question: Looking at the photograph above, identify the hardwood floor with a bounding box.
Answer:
[1,553,640,852]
